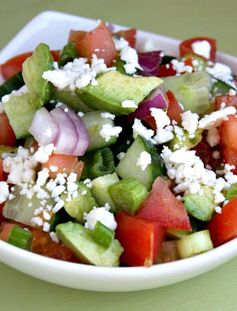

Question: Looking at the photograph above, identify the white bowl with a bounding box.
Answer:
[1,10,237,292]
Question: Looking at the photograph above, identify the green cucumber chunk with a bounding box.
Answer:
[0,72,24,99]
[211,78,236,97]
[4,94,40,139]
[56,221,123,266]
[92,221,115,248]
[8,226,33,250]
[77,71,163,115]
[91,173,119,212]
[82,111,120,151]
[116,135,164,189]
[163,71,211,115]
[61,182,97,222]
[224,183,237,200]
[183,186,216,221]
[109,177,148,215]
[22,43,53,106]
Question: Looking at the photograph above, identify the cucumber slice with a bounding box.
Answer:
[56,221,123,266]
[116,135,164,189]
[82,111,120,151]
[61,182,97,222]
[0,72,24,99]
[177,230,213,259]
[163,71,211,115]
[4,94,40,139]
[91,173,119,212]
[77,71,163,115]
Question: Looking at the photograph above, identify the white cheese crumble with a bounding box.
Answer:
[198,106,236,129]
[100,112,115,120]
[121,99,137,108]
[153,128,174,144]
[191,40,211,59]
[136,151,152,171]
[132,118,155,143]
[1,85,28,104]
[49,232,59,243]
[42,55,114,91]
[0,182,9,203]
[34,144,55,163]
[150,108,170,130]
[206,63,236,88]
[84,205,117,231]
[206,127,220,147]
[181,111,199,137]
[100,124,122,142]
[171,59,193,74]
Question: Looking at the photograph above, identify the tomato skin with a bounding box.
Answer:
[215,95,237,111]
[166,90,183,123]
[114,28,137,48]
[0,51,59,80]
[179,37,216,62]
[158,64,177,77]
[137,177,192,231]
[69,22,117,66]
[208,197,237,247]
[115,212,165,266]
[220,115,237,151]
[0,113,16,146]
[42,154,84,179]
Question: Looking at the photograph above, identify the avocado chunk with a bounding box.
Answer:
[77,71,163,115]
[56,222,123,266]
[183,186,216,221]
[4,94,40,138]
[163,71,211,115]
[22,43,54,106]
[61,182,97,222]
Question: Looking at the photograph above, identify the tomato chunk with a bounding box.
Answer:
[115,212,165,266]
[209,197,237,247]
[137,177,191,231]
[0,51,59,80]
[158,64,177,77]
[179,37,216,62]
[215,95,237,111]
[42,154,84,179]
[0,113,16,146]
[219,115,237,151]
[69,21,116,66]
[166,90,183,123]
[0,222,15,241]
[114,28,136,48]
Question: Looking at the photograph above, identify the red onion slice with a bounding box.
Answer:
[63,108,90,156]
[128,88,168,122]
[29,107,58,146]
[50,108,78,155]
[138,51,163,76]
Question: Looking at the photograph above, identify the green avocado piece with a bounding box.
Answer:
[77,71,163,115]
[22,43,54,106]
[61,182,97,222]
[163,71,211,115]
[56,222,123,266]
[4,94,40,138]
[183,186,216,221]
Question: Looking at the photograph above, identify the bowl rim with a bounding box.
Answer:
[1,10,237,291]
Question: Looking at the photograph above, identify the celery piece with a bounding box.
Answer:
[177,230,213,259]
[109,177,148,215]
[92,221,115,248]
[8,226,33,250]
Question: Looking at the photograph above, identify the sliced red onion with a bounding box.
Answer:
[63,107,90,156]
[138,51,163,76]
[50,108,78,155]
[128,88,168,122]
[29,107,58,146]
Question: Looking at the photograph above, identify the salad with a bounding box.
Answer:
[0,20,237,268]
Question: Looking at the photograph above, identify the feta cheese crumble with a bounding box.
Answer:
[150,108,170,130]
[84,205,117,231]
[121,99,137,108]
[136,151,152,171]
[132,118,155,143]
[181,111,199,137]
[100,124,122,142]
[191,40,211,60]
[0,182,9,203]
[198,106,236,129]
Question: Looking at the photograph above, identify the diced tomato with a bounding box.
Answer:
[219,115,237,151]
[0,159,4,181]
[0,222,15,241]
[208,197,237,247]
[193,139,220,171]
[179,37,216,62]
[42,154,84,179]
[221,147,237,174]
[115,212,165,266]
[215,95,237,111]
[0,51,59,80]
[137,177,192,231]
[114,28,137,48]
[143,115,157,130]
[0,113,16,146]
[166,90,183,123]
[158,64,177,77]
[31,229,79,262]
[69,21,117,66]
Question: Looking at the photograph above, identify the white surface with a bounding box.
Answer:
[1,10,237,292]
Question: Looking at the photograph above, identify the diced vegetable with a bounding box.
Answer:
[225,184,237,200]
[92,221,115,248]
[8,225,33,250]
[58,42,77,66]
[138,51,163,76]
[156,240,180,263]
[214,95,237,111]
[114,28,136,48]
[166,90,183,123]
[0,72,24,99]
[0,113,16,146]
